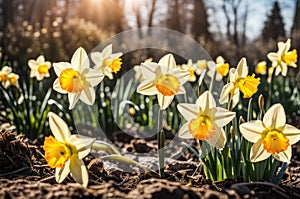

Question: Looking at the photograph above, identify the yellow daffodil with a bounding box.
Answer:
[267,39,297,76]
[255,61,267,75]
[177,91,235,148]
[53,47,104,109]
[91,44,123,79]
[219,58,260,108]
[137,54,189,110]
[7,73,20,88]
[240,104,300,162]
[28,55,51,81]
[133,58,153,82]
[180,59,206,82]
[0,66,12,88]
[207,56,229,81]
[43,112,95,187]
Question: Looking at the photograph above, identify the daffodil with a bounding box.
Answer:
[137,54,190,110]
[267,39,297,76]
[28,55,51,81]
[0,66,12,88]
[7,73,20,88]
[207,56,229,81]
[255,61,267,75]
[133,58,153,82]
[180,59,206,82]
[53,47,104,109]
[240,104,300,162]
[219,58,260,108]
[91,44,123,79]
[43,112,95,187]
[177,91,235,148]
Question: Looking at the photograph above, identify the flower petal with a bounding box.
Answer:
[85,69,104,87]
[177,103,199,121]
[68,135,95,159]
[239,120,264,143]
[196,91,216,112]
[157,93,174,110]
[273,145,292,162]
[158,54,176,71]
[250,141,271,162]
[53,62,71,77]
[137,80,157,95]
[283,124,300,145]
[71,47,88,71]
[55,160,70,183]
[236,58,248,78]
[68,93,80,109]
[80,86,95,105]
[48,112,71,142]
[267,53,279,62]
[206,127,226,149]
[140,62,160,81]
[37,55,45,63]
[263,103,286,130]
[214,107,236,127]
[53,79,68,94]
[28,60,37,69]
[219,83,234,105]
[178,122,193,139]
[102,44,112,58]
[91,52,103,65]
[70,156,89,187]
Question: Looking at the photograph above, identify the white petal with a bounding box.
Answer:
[214,107,236,127]
[177,103,199,121]
[140,62,160,81]
[263,103,286,130]
[28,60,37,69]
[68,135,95,159]
[85,69,104,87]
[110,52,123,59]
[275,65,281,76]
[2,66,12,74]
[236,58,248,78]
[102,44,112,58]
[70,157,89,187]
[273,145,291,162]
[206,127,226,149]
[71,47,88,71]
[157,93,174,110]
[80,86,95,105]
[239,120,264,143]
[55,160,70,183]
[53,79,68,94]
[173,69,190,84]
[178,122,193,139]
[37,55,45,63]
[219,83,234,104]
[68,93,80,109]
[53,62,71,77]
[196,91,216,112]
[267,53,279,62]
[283,124,300,145]
[281,63,288,76]
[91,52,103,64]
[231,88,240,108]
[158,54,176,70]
[250,141,271,162]
[48,112,71,142]
[137,80,157,95]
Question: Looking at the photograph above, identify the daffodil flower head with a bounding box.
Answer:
[255,61,267,75]
[240,104,300,162]
[133,58,153,82]
[177,91,236,148]
[137,54,190,110]
[0,66,12,88]
[7,73,20,88]
[219,58,260,107]
[28,55,52,81]
[43,112,96,187]
[53,47,104,109]
[91,44,123,79]
[181,59,197,82]
[207,56,229,81]
[267,39,298,76]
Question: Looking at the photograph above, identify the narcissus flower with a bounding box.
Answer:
[53,47,104,109]
[240,104,300,162]
[219,58,260,108]
[43,112,95,187]
[180,59,206,82]
[267,39,297,76]
[255,61,267,75]
[133,58,153,82]
[7,73,20,88]
[207,56,229,81]
[28,55,51,81]
[177,91,235,148]
[0,66,12,88]
[137,54,189,110]
[91,44,123,79]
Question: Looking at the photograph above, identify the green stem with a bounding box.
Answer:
[157,109,165,178]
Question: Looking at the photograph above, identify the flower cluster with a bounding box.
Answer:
[0,66,19,88]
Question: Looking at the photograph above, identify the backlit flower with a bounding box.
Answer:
[53,47,104,109]
[28,55,51,81]
[91,44,123,79]
[177,91,235,148]
[0,66,12,88]
[240,104,300,162]
[219,58,260,107]
[181,59,206,82]
[267,39,297,76]
[43,112,95,187]
[137,54,189,110]
[255,61,267,75]
[207,56,229,81]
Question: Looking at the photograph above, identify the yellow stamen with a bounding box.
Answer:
[43,136,71,168]
[0,72,8,82]
[282,49,297,65]
[262,130,289,154]
[37,64,49,75]
[59,68,90,93]
[236,74,260,98]
[216,63,229,76]
[155,74,180,96]
[188,115,215,140]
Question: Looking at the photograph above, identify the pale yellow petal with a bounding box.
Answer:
[91,52,103,65]
[80,86,95,105]
[137,80,157,95]
[85,69,104,87]
[273,145,291,162]
[236,58,248,78]
[263,103,286,130]
[102,44,112,58]
[71,47,88,71]
[206,127,226,149]
[68,135,95,159]
[53,62,71,77]
[158,54,176,70]
[140,62,160,81]
[283,124,300,145]
[37,55,45,63]
[178,122,194,139]
[70,156,89,187]
[177,103,199,121]
[48,112,71,142]
[239,120,264,143]
[55,160,70,183]
[157,93,174,110]
[53,79,68,94]
[250,141,271,162]
[267,53,279,62]
[214,107,236,127]
[68,93,81,110]
[219,83,234,105]
[196,91,216,113]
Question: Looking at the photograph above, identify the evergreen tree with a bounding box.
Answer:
[262,1,286,41]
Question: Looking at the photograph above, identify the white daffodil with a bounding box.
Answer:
[133,58,153,82]
[207,56,229,81]
[240,104,300,162]
[267,39,297,76]
[137,54,190,110]
[180,59,206,82]
[28,55,51,81]
[219,58,260,108]
[53,47,104,109]
[91,44,123,79]
[43,112,95,187]
[177,91,235,148]
[0,66,12,88]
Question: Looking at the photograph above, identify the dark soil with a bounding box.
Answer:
[0,130,300,199]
